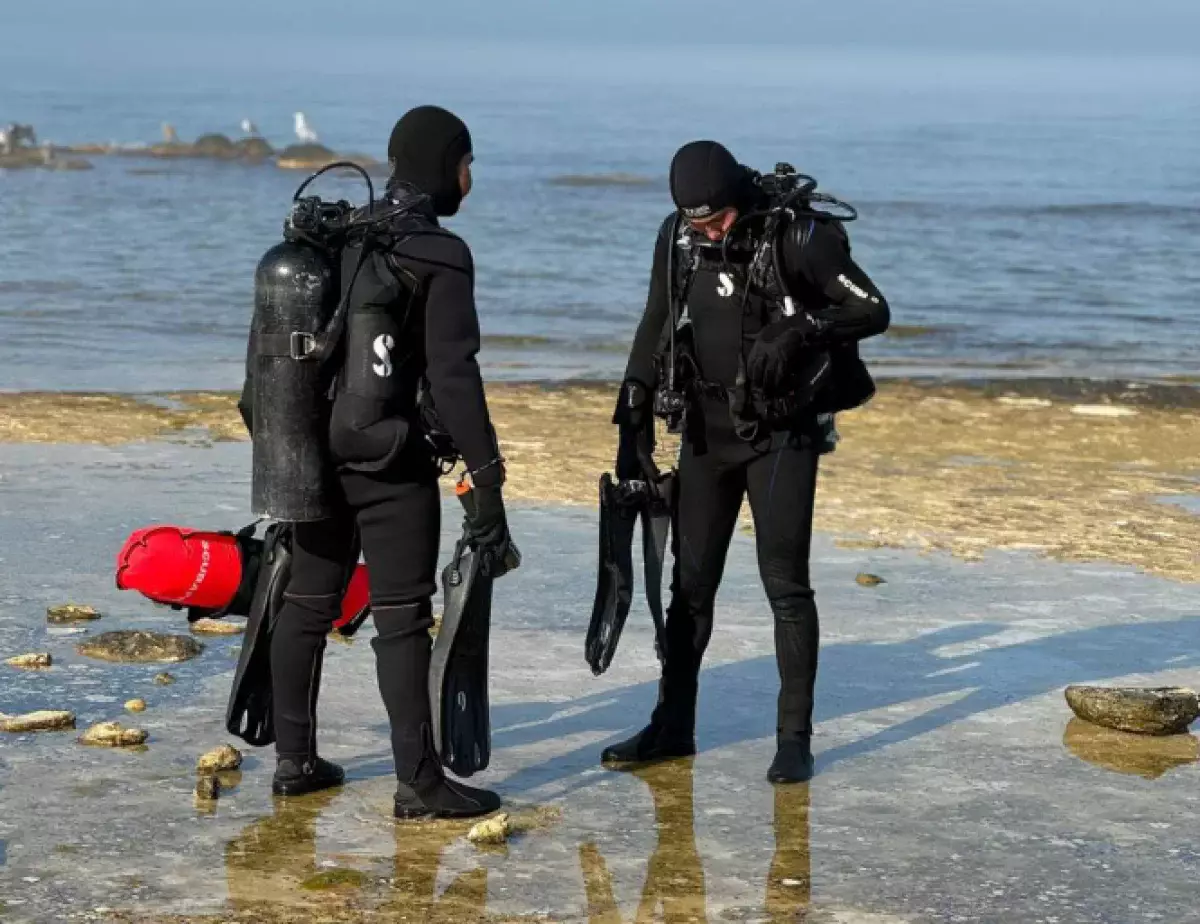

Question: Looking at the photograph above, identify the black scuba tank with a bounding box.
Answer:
[249,235,339,521]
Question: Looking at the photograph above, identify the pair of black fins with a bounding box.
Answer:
[225,521,509,779]
[586,471,676,676]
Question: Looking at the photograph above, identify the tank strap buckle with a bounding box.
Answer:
[289,331,317,360]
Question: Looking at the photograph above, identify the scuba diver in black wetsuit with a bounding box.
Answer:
[601,141,890,784]
[238,106,514,818]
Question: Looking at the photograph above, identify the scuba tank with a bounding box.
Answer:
[248,164,371,521]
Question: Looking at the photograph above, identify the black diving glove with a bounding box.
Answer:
[613,379,658,483]
[746,313,830,394]
[457,479,519,576]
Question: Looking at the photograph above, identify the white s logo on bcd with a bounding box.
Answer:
[372,333,395,378]
[717,272,735,298]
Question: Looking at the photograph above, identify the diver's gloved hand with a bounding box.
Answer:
[746,313,830,393]
[458,480,518,575]
[613,379,658,483]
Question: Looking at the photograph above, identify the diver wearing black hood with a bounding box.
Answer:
[244,105,513,819]
[602,140,889,784]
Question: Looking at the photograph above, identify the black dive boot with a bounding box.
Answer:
[767,734,814,784]
[273,756,346,796]
[393,726,502,820]
[601,669,697,766]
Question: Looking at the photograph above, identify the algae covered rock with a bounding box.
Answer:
[855,573,886,587]
[1065,685,1199,736]
[1,710,76,733]
[234,136,274,160]
[125,699,147,713]
[6,652,52,669]
[190,617,244,636]
[47,603,101,623]
[79,721,148,747]
[276,143,337,170]
[467,813,512,845]
[301,868,369,891]
[153,672,176,685]
[197,744,243,773]
[192,133,237,158]
[77,630,203,664]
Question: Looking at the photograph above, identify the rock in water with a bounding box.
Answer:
[192,133,237,158]
[190,618,244,636]
[6,653,52,669]
[79,721,148,747]
[197,744,243,773]
[276,143,337,170]
[0,710,76,733]
[234,137,274,160]
[855,573,886,587]
[76,631,203,664]
[1065,685,1200,736]
[1063,718,1199,780]
[153,672,176,685]
[47,604,101,623]
[125,699,147,713]
[195,775,220,801]
[467,813,512,846]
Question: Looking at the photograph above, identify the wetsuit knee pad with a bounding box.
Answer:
[280,591,342,621]
[768,593,818,624]
[371,600,434,642]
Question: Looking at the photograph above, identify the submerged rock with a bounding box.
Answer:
[197,744,243,773]
[855,573,886,587]
[190,617,244,636]
[77,630,203,664]
[195,775,220,801]
[47,603,101,623]
[125,699,147,713]
[152,672,176,686]
[467,813,511,846]
[79,721,148,747]
[6,652,52,669]
[1065,685,1200,736]
[1064,718,1199,780]
[0,710,76,733]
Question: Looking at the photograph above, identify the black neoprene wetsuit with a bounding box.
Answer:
[623,210,889,741]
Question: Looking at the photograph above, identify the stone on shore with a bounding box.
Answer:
[0,710,76,733]
[197,744,243,773]
[190,617,244,636]
[79,721,148,747]
[467,813,512,846]
[6,652,52,669]
[76,631,203,664]
[47,603,101,623]
[1065,685,1200,736]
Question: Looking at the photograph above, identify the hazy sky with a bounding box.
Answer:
[7,0,1200,56]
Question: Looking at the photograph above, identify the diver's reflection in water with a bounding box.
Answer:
[581,759,812,923]
[379,817,488,923]
[224,791,488,922]
[224,789,342,909]
[581,758,706,923]
[766,783,812,922]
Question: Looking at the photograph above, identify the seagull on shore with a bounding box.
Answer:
[240,119,259,136]
[293,112,318,144]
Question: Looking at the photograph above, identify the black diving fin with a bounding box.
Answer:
[429,524,520,778]
[225,521,292,748]
[585,471,674,676]
[224,521,364,747]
